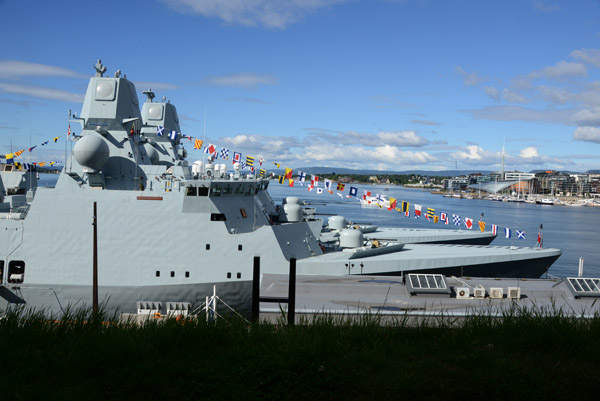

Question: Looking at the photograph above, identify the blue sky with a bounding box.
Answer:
[1,0,600,172]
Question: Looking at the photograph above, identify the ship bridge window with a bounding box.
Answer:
[211,186,221,197]
[235,185,244,194]
[211,213,226,221]
[223,185,232,195]
[186,186,197,196]
[7,261,25,284]
[245,185,254,196]
[198,187,209,196]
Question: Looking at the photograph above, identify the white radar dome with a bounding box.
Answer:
[282,203,302,222]
[328,216,347,230]
[339,229,364,248]
[73,134,110,170]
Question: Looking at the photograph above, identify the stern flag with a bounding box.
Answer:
[505,228,511,239]
[157,126,164,136]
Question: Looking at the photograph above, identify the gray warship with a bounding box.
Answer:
[0,61,561,316]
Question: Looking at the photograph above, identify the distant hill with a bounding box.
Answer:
[273,167,493,177]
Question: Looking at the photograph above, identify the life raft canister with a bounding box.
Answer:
[240,208,247,218]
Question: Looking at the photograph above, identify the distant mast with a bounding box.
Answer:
[501,137,505,181]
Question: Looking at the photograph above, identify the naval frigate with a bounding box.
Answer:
[0,61,561,316]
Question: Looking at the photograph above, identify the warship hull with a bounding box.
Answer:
[0,61,563,317]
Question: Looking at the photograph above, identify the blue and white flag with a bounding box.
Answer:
[349,186,358,197]
[505,228,511,239]
[157,126,164,136]
[168,130,177,140]
[453,214,460,226]
[297,171,306,185]
[219,147,229,159]
[516,230,525,239]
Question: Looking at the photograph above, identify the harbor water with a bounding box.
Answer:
[268,183,600,278]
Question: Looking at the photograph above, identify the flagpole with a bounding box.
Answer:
[202,107,206,165]
[66,109,70,176]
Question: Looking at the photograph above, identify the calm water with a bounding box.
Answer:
[37,174,599,277]
[268,183,600,278]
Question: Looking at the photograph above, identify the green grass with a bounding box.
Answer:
[1,307,600,400]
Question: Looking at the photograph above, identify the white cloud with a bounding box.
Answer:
[483,86,499,101]
[465,105,575,125]
[160,0,345,28]
[537,85,572,105]
[456,66,485,86]
[451,145,489,161]
[570,48,600,68]
[0,82,84,103]
[519,147,540,158]
[573,127,600,144]
[571,108,600,127]
[410,119,440,126]
[203,73,278,88]
[375,131,430,147]
[529,61,587,79]
[502,88,529,104]
[0,60,85,79]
